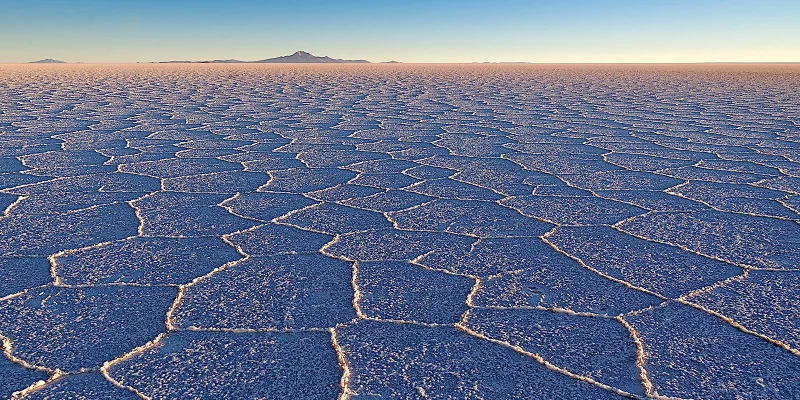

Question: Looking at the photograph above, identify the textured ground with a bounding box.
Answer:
[0,64,799,399]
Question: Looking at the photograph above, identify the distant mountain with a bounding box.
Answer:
[254,51,370,64]
[158,51,371,64]
[30,59,66,64]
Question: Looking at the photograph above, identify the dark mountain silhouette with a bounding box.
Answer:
[254,51,370,63]
[30,59,66,64]
[158,51,370,64]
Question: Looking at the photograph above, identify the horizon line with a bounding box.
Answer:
[6,61,800,65]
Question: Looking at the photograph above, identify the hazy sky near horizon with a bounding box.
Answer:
[1,0,798,63]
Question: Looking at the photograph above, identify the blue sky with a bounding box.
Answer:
[1,0,798,63]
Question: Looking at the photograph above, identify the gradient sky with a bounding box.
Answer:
[1,0,798,63]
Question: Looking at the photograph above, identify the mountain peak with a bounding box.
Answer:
[30,58,66,64]
[159,51,371,64]
[256,51,370,64]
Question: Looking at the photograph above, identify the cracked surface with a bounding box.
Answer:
[0,63,798,399]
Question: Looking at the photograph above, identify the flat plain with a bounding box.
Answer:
[0,64,798,399]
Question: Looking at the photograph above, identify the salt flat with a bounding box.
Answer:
[0,64,798,399]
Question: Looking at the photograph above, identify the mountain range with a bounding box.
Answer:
[29,59,66,64]
[256,51,369,63]
[160,51,371,64]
